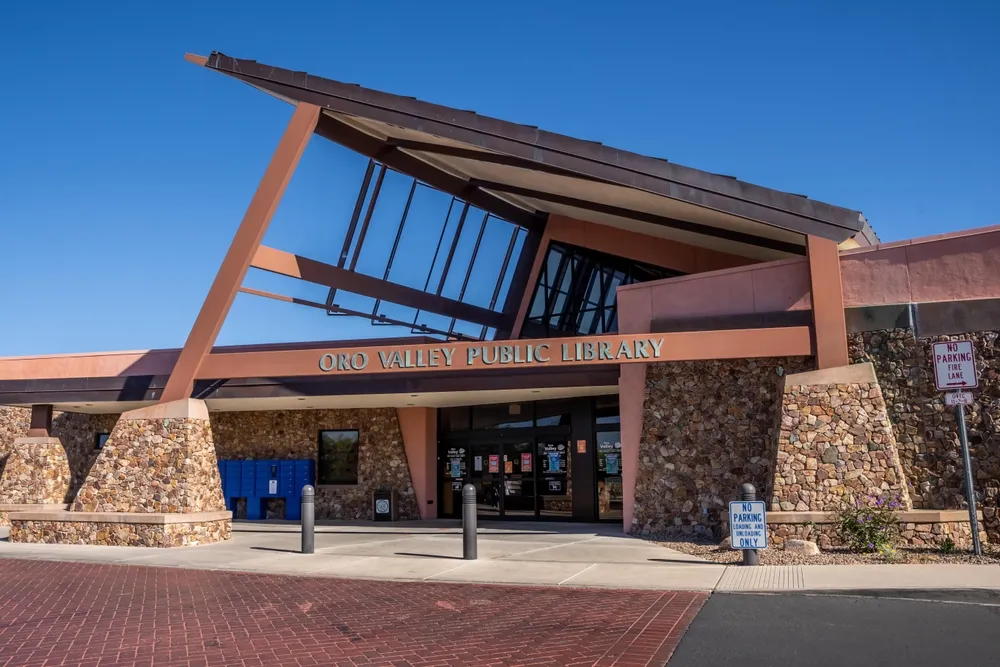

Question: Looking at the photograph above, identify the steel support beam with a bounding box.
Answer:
[161,102,321,402]
[806,235,850,368]
[250,245,511,330]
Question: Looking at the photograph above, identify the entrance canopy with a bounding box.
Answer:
[192,52,876,261]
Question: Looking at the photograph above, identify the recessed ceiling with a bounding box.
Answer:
[53,385,617,415]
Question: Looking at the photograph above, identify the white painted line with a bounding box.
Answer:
[558,563,597,586]
[795,592,1000,608]
[422,561,477,580]
[497,536,605,559]
[316,536,413,552]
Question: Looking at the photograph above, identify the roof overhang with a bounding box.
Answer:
[190,52,871,261]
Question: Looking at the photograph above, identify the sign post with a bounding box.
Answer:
[932,340,982,556]
[729,483,766,565]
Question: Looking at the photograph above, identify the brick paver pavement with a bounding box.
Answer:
[0,560,705,667]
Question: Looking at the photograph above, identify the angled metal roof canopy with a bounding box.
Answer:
[192,51,872,260]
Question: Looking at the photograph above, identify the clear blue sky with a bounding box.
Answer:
[1,1,997,356]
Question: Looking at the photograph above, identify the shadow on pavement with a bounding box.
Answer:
[394,552,466,560]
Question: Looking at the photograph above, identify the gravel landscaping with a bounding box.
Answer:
[652,536,1000,565]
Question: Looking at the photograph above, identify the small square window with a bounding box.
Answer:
[95,433,110,450]
[317,430,360,485]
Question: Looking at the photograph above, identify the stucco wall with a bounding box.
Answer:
[616,225,1000,328]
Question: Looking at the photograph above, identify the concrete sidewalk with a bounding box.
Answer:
[1,521,998,593]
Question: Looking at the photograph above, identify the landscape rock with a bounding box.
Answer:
[784,539,820,556]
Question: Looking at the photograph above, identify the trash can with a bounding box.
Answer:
[373,487,397,521]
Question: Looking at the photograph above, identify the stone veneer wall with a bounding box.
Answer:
[769,373,913,513]
[633,357,813,537]
[10,518,231,548]
[768,518,987,550]
[212,408,419,521]
[0,407,118,499]
[849,330,1000,539]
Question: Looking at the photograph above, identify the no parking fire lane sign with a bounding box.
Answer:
[932,340,978,391]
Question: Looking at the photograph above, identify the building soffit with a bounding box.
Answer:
[193,51,871,259]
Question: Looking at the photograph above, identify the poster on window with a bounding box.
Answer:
[605,453,619,475]
[521,452,532,472]
[541,443,566,474]
[504,460,513,474]
[474,455,482,471]
[445,447,467,478]
[488,454,500,473]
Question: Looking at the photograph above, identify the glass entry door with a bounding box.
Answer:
[467,440,537,519]
[502,441,536,517]
[596,430,623,520]
[470,442,502,518]
[537,438,572,518]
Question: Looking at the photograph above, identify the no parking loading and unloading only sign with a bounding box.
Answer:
[729,500,767,549]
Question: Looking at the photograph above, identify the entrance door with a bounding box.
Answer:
[537,438,572,518]
[501,441,536,518]
[467,440,537,519]
[469,442,502,518]
[596,430,623,520]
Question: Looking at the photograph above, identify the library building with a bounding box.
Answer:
[0,52,997,549]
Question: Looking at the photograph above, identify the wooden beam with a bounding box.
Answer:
[806,235,850,368]
[160,102,321,402]
[250,245,511,330]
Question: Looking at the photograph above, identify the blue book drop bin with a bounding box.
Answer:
[217,459,315,521]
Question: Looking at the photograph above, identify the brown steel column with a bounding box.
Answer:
[510,229,552,337]
[27,404,53,437]
[160,102,321,402]
[806,235,849,369]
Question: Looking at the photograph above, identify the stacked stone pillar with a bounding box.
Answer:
[8,399,232,547]
[768,362,913,512]
[0,437,73,525]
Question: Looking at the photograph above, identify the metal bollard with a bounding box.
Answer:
[741,483,760,566]
[462,483,477,560]
[301,484,315,554]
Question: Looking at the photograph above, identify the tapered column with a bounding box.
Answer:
[806,235,849,369]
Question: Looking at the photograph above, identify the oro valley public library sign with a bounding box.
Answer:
[318,336,667,374]
[196,328,811,379]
